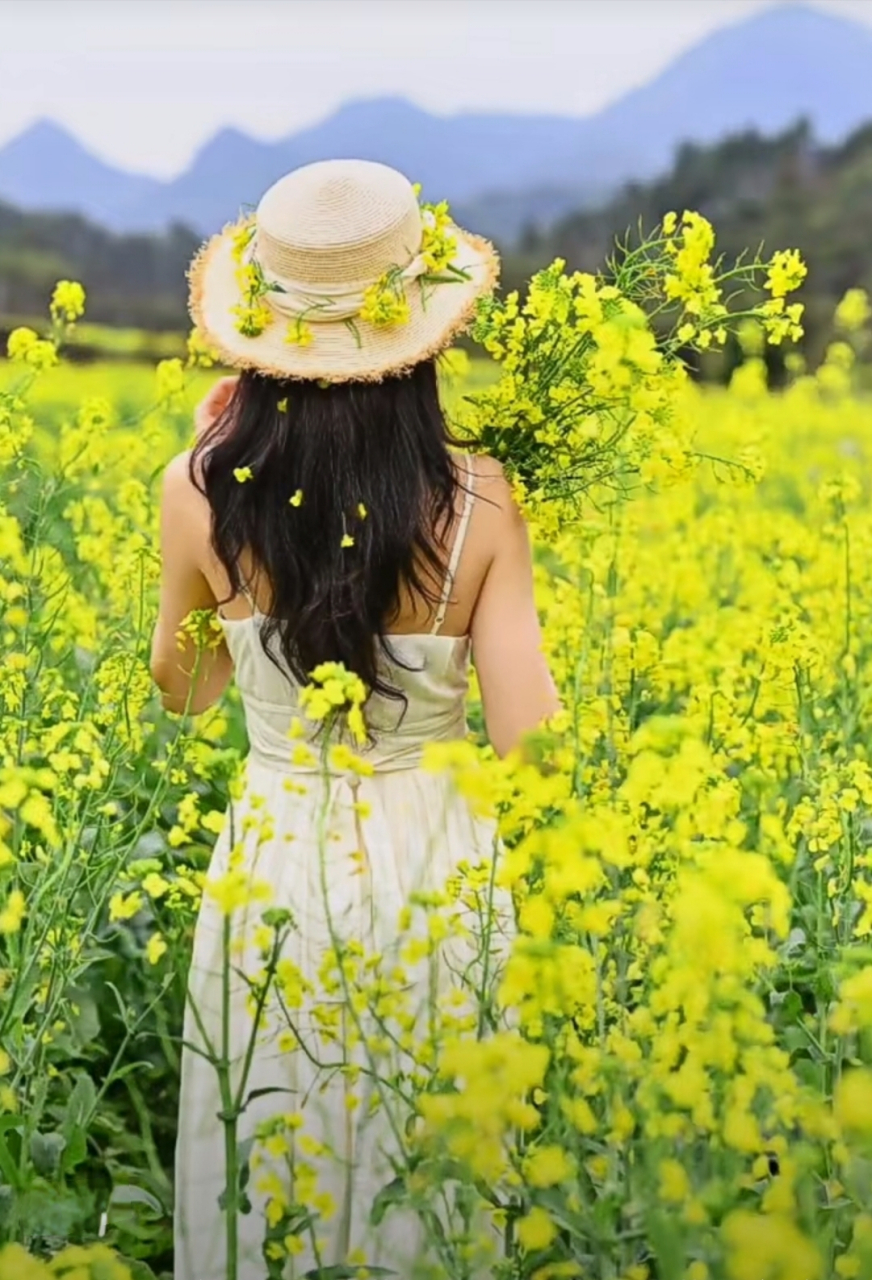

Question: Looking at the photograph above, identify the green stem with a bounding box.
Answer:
[219,912,239,1280]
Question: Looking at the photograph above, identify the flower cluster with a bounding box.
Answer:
[6,326,58,370]
[175,607,225,654]
[49,280,86,325]
[229,215,273,337]
[835,287,872,333]
[663,208,722,316]
[284,317,313,347]
[233,262,273,338]
[460,213,807,528]
[186,325,220,368]
[0,1243,132,1279]
[359,267,412,329]
[414,184,459,274]
[154,356,186,406]
[298,661,368,745]
[661,212,806,348]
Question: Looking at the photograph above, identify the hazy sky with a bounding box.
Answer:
[0,0,869,177]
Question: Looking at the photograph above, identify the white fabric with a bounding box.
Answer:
[174,601,510,1276]
[431,469,477,635]
[253,241,430,324]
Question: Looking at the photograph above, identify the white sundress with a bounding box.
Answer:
[174,470,510,1279]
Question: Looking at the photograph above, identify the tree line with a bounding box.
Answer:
[505,119,869,376]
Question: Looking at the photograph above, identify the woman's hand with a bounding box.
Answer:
[194,375,240,440]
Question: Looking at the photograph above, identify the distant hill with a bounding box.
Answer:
[1,3,872,242]
[129,100,598,240]
[0,121,163,230]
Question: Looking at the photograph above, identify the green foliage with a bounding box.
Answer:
[503,119,872,375]
[0,199,198,333]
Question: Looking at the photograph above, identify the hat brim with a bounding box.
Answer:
[188,221,499,384]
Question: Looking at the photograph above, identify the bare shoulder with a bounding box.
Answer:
[462,452,510,501]
[470,453,525,531]
[162,449,192,490]
[471,452,506,487]
[160,450,210,528]
[162,448,208,497]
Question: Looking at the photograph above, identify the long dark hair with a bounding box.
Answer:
[190,358,462,703]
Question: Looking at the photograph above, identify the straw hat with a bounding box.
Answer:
[189,158,499,383]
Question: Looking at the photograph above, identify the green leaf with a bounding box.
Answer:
[771,989,804,1021]
[646,1207,684,1280]
[126,1262,160,1280]
[0,1184,14,1227]
[66,989,102,1049]
[783,1027,812,1056]
[0,1130,21,1189]
[238,1134,255,1192]
[60,1126,88,1173]
[29,1130,66,1177]
[239,1085,295,1114]
[369,1175,406,1226]
[218,1135,256,1213]
[794,1057,826,1091]
[16,1183,82,1239]
[63,1072,97,1136]
[109,1183,165,1215]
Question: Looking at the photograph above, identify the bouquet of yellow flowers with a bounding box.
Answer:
[457,212,806,530]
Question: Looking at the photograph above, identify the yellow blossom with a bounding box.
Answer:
[517,1206,558,1252]
[50,280,86,323]
[145,933,168,965]
[0,889,25,934]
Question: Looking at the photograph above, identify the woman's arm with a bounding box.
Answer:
[149,452,234,716]
[470,463,561,757]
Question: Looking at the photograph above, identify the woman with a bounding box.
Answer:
[151,159,559,1279]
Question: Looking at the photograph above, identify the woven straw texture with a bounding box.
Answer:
[188,158,499,383]
[257,160,423,284]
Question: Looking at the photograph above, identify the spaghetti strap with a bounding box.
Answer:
[430,460,476,635]
[218,578,257,621]
[238,579,258,614]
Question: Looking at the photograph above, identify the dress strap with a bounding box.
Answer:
[234,577,258,614]
[430,461,476,635]
[216,576,257,621]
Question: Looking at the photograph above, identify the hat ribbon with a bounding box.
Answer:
[248,239,429,324]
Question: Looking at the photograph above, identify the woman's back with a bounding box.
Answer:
[156,157,560,1280]
[156,441,558,757]
[169,449,548,1280]
[172,457,502,1279]
[216,455,480,770]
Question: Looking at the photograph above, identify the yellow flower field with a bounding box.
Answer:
[2,239,872,1279]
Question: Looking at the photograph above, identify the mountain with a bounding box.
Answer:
[0,120,163,228]
[574,1,872,183]
[2,3,872,242]
[125,98,594,236]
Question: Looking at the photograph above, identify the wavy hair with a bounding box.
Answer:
[189,359,462,703]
